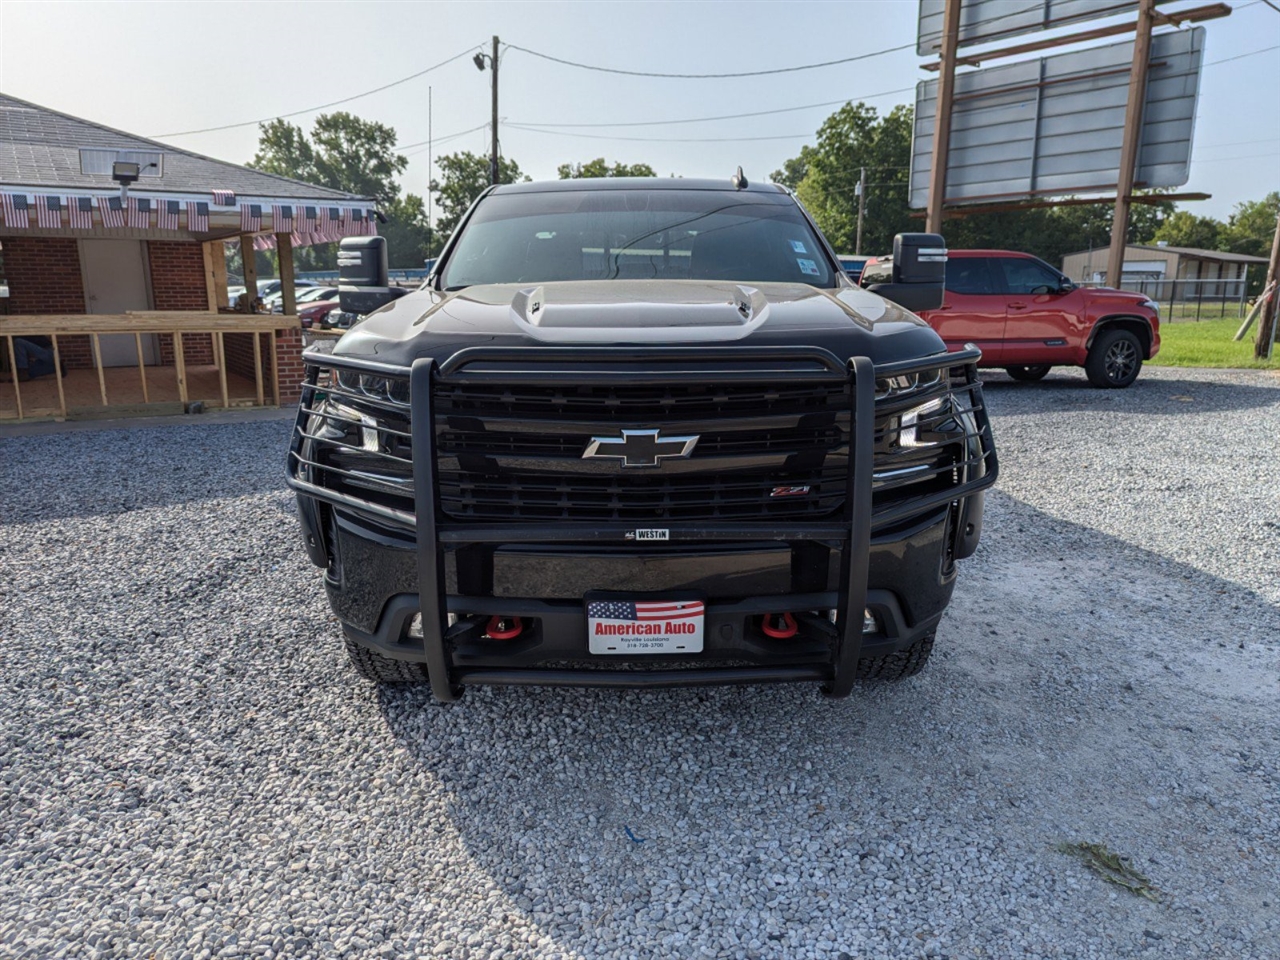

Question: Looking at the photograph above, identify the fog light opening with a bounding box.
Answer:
[485,616,524,640]
[762,612,799,639]
[827,609,880,634]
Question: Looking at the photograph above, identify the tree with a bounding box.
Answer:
[1153,210,1222,250]
[556,158,656,179]
[1222,191,1280,259]
[780,102,914,255]
[380,194,435,268]
[248,112,429,270]
[432,151,527,239]
[769,146,816,191]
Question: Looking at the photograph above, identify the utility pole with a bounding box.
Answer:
[855,167,867,255]
[925,0,961,234]
[1255,208,1280,360]
[1106,0,1156,288]
[474,37,501,186]
[490,35,500,186]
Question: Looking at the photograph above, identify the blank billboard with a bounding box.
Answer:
[909,27,1204,208]
[917,0,1139,56]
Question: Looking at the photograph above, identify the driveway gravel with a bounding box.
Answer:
[1,365,1278,960]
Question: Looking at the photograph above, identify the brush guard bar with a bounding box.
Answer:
[287,345,998,701]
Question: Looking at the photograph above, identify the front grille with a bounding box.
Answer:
[289,354,994,533]
[434,380,851,523]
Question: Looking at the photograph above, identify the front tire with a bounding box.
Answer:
[1006,364,1051,382]
[857,630,935,681]
[1086,329,1143,388]
[343,636,430,683]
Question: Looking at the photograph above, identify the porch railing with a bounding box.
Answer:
[0,312,300,421]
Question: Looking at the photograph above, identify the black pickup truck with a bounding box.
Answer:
[286,176,997,702]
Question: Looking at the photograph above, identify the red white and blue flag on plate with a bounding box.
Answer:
[241,203,262,232]
[69,196,94,229]
[1,193,30,228]
[212,189,235,206]
[186,201,208,233]
[587,600,705,621]
[272,204,294,234]
[36,195,62,229]
[126,197,151,229]
[157,199,181,230]
[98,196,125,228]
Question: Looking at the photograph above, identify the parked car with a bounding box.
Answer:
[836,255,870,282]
[865,249,1160,388]
[286,179,998,702]
[272,286,338,314]
[298,300,340,329]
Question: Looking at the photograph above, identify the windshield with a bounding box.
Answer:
[440,188,837,289]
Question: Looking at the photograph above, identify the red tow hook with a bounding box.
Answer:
[762,612,798,639]
[485,616,523,640]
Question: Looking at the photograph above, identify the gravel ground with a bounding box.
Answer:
[1,365,1278,960]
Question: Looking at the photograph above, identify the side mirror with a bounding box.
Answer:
[1058,278,1075,294]
[866,233,947,312]
[338,236,407,315]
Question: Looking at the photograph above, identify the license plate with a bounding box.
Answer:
[586,597,705,655]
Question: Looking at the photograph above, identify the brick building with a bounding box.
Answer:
[0,93,373,420]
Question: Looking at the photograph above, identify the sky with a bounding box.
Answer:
[0,0,1276,225]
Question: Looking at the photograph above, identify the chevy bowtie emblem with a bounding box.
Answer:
[582,429,699,468]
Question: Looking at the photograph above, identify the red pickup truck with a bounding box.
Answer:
[863,249,1161,388]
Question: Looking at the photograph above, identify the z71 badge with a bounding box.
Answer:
[627,529,670,541]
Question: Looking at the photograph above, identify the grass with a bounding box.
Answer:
[1150,316,1280,370]
[1056,841,1161,902]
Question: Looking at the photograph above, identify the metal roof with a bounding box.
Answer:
[0,93,368,202]
[1125,244,1269,264]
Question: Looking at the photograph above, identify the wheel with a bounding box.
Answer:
[1005,364,1051,382]
[1085,328,1143,388]
[857,630,935,681]
[343,636,430,683]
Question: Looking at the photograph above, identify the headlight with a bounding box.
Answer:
[900,396,948,448]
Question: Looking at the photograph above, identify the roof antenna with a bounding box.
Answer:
[731,166,748,190]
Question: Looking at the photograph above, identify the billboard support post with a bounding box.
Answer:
[1105,0,1157,288]
[925,0,962,233]
[1255,210,1280,360]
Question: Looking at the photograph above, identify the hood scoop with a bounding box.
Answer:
[509,283,770,343]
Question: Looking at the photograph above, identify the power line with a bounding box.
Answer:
[502,41,916,80]
[1259,0,1280,14]
[504,123,818,144]
[1204,44,1279,66]
[151,45,483,137]
[400,123,492,156]
[509,87,916,130]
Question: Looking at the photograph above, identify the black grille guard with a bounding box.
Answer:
[286,344,999,701]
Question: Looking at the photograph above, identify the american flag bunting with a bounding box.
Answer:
[186,201,209,233]
[99,196,125,229]
[157,199,180,230]
[1,193,30,228]
[127,197,152,229]
[212,189,235,206]
[36,195,62,229]
[272,204,294,234]
[69,196,94,230]
[298,205,318,235]
[241,203,262,232]
[319,206,340,243]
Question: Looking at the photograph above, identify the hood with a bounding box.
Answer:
[332,279,948,369]
[1082,286,1154,304]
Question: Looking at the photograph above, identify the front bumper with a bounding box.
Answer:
[288,346,998,700]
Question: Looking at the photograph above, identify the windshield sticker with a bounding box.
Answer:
[789,239,808,253]
[797,258,820,276]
